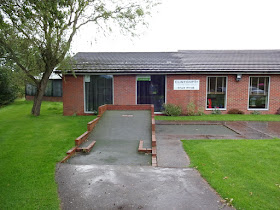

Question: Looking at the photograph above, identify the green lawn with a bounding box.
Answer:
[155,114,280,121]
[0,100,95,209]
[182,140,280,210]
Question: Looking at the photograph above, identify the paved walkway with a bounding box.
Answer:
[156,120,280,139]
[56,164,233,210]
[155,120,280,168]
[54,119,280,209]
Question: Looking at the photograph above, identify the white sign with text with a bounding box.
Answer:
[174,80,200,90]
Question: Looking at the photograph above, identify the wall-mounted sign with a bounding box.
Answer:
[137,75,151,81]
[174,80,200,90]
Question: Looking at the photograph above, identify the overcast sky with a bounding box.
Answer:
[72,0,280,53]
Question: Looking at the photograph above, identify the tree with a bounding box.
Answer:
[0,0,155,116]
[0,66,19,106]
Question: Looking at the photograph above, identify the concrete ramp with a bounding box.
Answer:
[68,110,152,165]
[63,105,156,166]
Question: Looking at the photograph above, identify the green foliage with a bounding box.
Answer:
[186,101,205,116]
[163,103,182,116]
[0,0,156,115]
[227,108,244,114]
[197,107,205,116]
[186,101,196,116]
[182,139,280,210]
[211,108,222,115]
[0,67,18,106]
[251,110,261,115]
[0,100,95,208]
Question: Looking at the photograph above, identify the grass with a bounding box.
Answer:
[155,114,280,121]
[0,100,95,209]
[182,139,280,210]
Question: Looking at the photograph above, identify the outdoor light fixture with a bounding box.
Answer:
[236,74,242,82]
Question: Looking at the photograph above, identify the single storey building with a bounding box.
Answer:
[57,50,280,115]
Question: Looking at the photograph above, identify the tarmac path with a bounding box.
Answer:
[55,114,246,210]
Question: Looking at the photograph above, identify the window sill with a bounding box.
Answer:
[206,108,226,111]
[248,109,269,111]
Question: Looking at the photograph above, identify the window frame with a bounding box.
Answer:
[205,76,228,111]
[247,76,270,111]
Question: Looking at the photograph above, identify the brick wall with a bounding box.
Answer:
[62,74,280,115]
[167,74,280,114]
[227,75,248,113]
[25,95,63,102]
[167,75,207,114]
[63,75,85,115]
[114,75,136,105]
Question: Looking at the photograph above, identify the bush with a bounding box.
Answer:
[163,103,182,116]
[250,110,261,115]
[276,108,280,115]
[197,107,205,116]
[186,102,196,116]
[227,108,244,114]
[211,108,222,115]
[0,68,18,106]
[186,102,205,116]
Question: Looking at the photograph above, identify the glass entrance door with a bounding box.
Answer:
[137,75,165,112]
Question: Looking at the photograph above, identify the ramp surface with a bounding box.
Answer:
[67,110,152,166]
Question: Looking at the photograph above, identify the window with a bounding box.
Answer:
[249,77,269,109]
[207,77,227,109]
[25,80,62,97]
[26,83,37,96]
[52,80,62,97]
[85,75,113,112]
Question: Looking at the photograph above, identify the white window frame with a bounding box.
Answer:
[83,75,114,114]
[247,76,270,111]
[205,76,228,111]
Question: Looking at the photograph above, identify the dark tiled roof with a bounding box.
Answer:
[60,50,280,74]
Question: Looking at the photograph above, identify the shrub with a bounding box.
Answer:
[197,107,205,116]
[186,102,205,116]
[227,108,244,114]
[211,108,222,115]
[276,108,280,115]
[0,68,18,106]
[186,102,196,116]
[163,103,182,116]
[250,110,261,115]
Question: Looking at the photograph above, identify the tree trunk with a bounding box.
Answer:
[31,90,44,116]
[31,71,52,116]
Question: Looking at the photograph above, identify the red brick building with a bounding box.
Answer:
[57,50,280,115]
